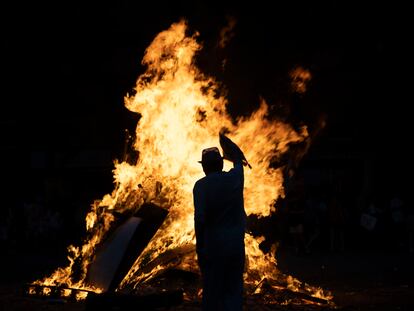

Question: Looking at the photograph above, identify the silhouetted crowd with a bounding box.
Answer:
[274,175,413,256]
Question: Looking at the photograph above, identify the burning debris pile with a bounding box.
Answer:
[28,20,333,308]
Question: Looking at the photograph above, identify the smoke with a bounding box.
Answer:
[218,16,237,49]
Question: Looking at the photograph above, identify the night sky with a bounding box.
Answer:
[2,1,412,220]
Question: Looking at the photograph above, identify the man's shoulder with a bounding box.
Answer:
[225,163,244,180]
[193,176,207,190]
[193,173,223,191]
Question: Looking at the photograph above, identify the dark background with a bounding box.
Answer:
[1,0,412,266]
[1,2,414,310]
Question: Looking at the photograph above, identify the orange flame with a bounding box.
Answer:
[34,19,331,303]
[290,66,312,94]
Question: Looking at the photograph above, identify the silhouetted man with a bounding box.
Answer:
[193,137,246,311]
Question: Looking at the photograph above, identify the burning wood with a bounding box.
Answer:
[87,203,168,292]
[28,203,168,300]
[24,284,93,301]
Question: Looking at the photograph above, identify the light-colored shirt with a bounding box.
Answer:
[193,162,246,258]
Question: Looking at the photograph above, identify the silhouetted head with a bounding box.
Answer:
[198,147,223,175]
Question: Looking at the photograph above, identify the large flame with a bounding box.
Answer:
[34,20,331,303]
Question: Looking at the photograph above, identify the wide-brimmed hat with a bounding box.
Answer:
[198,147,223,164]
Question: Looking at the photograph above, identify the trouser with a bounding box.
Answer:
[198,253,245,311]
